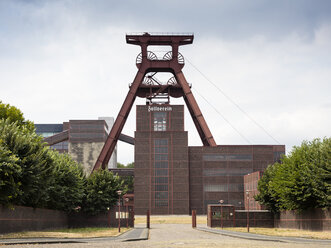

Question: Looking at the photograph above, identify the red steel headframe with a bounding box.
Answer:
[93,33,216,172]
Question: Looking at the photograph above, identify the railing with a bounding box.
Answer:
[136,51,185,65]
[126,32,194,36]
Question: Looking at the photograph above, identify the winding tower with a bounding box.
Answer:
[93,33,216,171]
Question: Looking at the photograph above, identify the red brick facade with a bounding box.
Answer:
[134,104,285,215]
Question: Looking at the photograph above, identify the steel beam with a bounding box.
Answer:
[43,130,69,146]
[176,71,216,146]
[92,70,145,171]
[119,133,135,145]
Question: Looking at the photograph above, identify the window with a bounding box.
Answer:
[154,139,168,207]
[153,112,167,131]
[203,154,252,161]
[203,168,253,176]
[203,184,243,192]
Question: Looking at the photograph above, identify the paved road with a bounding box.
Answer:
[1,224,329,248]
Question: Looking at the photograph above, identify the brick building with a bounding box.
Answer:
[134,104,285,215]
[244,171,265,210]
[36,117,117,173]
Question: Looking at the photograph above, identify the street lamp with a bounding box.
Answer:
[116,190,123,232]
[246,190,250,232]
[125,197,130,228]
[219,200,224,229]
[107,207,110,228]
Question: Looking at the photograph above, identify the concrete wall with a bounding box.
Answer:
[69,142,105,174]
[275,208,331,231]
[98,117,117,169]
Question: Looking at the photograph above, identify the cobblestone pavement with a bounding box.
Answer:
[1,224,329,248]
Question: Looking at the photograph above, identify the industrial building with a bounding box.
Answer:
[42,33,284,215]
[36,117,118,173]
[134,104,284,214]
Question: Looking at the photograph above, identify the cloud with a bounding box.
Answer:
[1,0,330,163]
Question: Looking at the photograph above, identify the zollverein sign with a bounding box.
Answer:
[148,106,173,112]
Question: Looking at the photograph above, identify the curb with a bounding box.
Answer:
[0,239,85,245]
[116,228,149,242]
[196,227,331,244]
[0,228,149,245]
[196,227,284,243]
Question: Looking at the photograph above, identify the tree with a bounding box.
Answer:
[83,169,124,215]
[117,162,134,168]
[254,164,280,213]
[0,139,21,206]
[255,138,331,212]
[0,120,55,208]
[126,162,134,168]
[0,101,34,131]
[46,151,86,212]
[117,162,125,168]
[115,162,134,192]
[123,175,134,193]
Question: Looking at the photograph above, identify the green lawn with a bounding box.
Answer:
[0,227,131,239]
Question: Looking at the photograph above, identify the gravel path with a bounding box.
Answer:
[1,224,329,248]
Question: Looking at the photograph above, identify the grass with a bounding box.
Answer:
[221,227,331,240]
[135,215,330,240]
[0,227,131,239]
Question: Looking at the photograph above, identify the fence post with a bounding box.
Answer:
[131,208,135,228]
[192,210,197,228]
[147,209,150,229]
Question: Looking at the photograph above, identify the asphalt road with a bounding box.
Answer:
[1,224,329,248]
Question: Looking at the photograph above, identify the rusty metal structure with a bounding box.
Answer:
[93,32,217,171]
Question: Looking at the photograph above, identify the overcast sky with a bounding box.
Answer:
[1,0,330,164]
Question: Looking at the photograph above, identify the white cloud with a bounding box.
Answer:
[1,1,330,164]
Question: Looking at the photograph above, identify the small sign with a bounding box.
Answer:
[148,106,172,112]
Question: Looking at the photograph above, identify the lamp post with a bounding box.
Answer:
[125,197,129,228]
[107,207,110,228]
[219,199,224,229]
[116,190,122,233]
[246,190,250,233]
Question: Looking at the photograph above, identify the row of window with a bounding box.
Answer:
[154,177,168,184]
[203,154,252,161]
[203,184,244,192]
[155,154,168,161]
[51,141,68,150]
[154,139,168,146]
[155,147,168,153]
[154,112,167,131]
[154,138,169,207]
[37,132,58,137]
[155,161,168,168]
[203,168,253,176]
[70,133,107,139]
[69,124,106,130]
[155,169,168,176]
